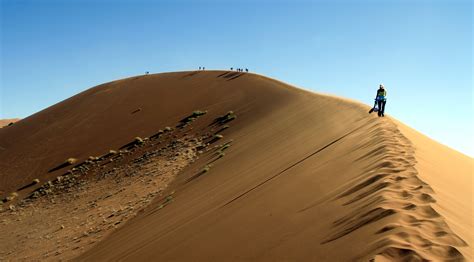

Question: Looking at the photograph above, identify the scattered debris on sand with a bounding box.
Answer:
[0,109,235,261]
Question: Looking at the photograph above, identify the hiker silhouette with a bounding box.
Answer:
[369,84,387,117]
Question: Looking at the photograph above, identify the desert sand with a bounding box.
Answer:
[0,71,472,261]
[0,118,20,128]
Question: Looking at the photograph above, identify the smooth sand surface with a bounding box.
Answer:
[0,71,471,261]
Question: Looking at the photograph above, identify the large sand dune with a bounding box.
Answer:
[0,71,471,261]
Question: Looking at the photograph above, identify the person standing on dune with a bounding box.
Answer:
[375,84,387,117]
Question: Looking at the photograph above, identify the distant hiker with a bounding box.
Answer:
[245,68,248,72]
[203,67,205,70]
[145,71,149,75]
[199,66,201,70]
[230,67,233,71]
[374,84,387,117]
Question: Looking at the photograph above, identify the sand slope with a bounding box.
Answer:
[0,71,471,261]
[396,121,473,261]
[0,118,20,128]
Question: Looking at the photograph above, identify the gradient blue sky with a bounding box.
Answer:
[1,0,472,156]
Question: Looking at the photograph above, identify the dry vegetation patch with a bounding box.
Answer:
[0,109,236,261]
[0,137,201,261]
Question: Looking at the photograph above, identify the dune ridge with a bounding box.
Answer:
[322,119,467,261]
[0,71,471,261]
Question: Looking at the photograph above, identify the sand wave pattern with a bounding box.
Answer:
[323,120,467,261]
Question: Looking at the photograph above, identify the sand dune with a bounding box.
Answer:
[0,118,20,128]
[0,71,471,261]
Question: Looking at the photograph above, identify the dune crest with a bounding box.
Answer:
[0,71,471,261]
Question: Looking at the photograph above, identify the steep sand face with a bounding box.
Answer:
[0,71,471,260]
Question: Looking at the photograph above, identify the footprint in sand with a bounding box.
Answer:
[418,206,441,218]
[375,224,400,234]
[403,203,417,210]
[435,231,448,237]
[393,176,407,181]
[418,193,436,203]
[399,190,412,199]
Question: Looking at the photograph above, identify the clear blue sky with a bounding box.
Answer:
[1,0,472,156]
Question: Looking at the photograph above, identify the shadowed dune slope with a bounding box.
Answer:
[0,71,471,260]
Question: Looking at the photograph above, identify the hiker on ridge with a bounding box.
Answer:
[375,84,387,117]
